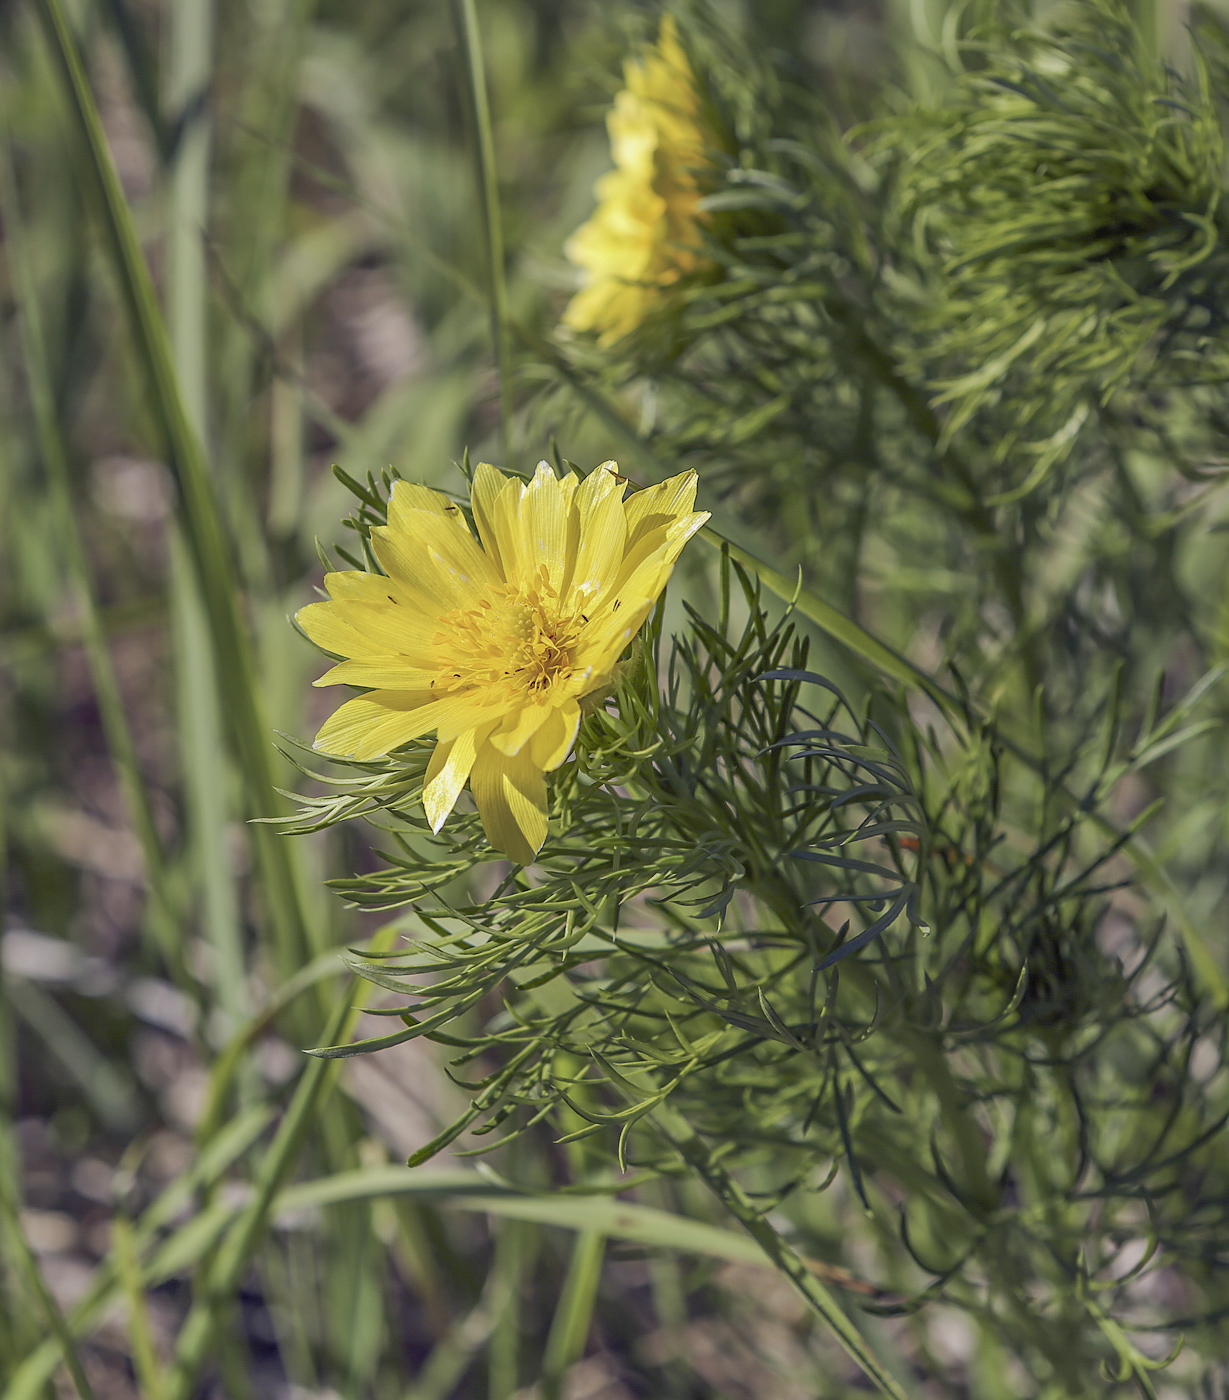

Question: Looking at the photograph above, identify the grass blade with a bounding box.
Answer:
[455,0,514,466]
[541,1231,605,1400]
[0,132,184,976]
[31,0,316,978]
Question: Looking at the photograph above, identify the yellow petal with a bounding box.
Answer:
[321,570,405,604]
[530,701,580,771]
[386,479,459,528]
[422,722,495,833]
[490,702,553,758]
[471,462,512,576]
[565,463,628,607]
[623,471,699,550]
[485,473,529,585]
[314,692,437,761]
[315,659,439,689]
[297,599,441,661]
[577,581,664,679]
[432,689,511,743]
[371,508,496,610]
[612,509,709,597]
[471,744,548,865]
[512,462,575,593]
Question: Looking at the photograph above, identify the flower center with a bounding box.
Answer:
[433,567,585,700]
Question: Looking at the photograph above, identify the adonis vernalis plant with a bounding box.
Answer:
[299,460,707,863]
[563,15,717,344]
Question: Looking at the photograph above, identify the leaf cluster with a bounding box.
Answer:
[887,0,1229,498]
[288,465,1229,1377]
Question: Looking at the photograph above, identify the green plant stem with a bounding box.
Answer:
[541,1231,605,1400]
[0,132,185,979]
[165,0,247,1030]
[646,1099,911,1400]
[456,0,514,467]
[164,925,396,1400]
[0,1175,99,1400]
[32,0,315,980]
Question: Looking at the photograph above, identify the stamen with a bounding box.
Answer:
[433,583,585,700]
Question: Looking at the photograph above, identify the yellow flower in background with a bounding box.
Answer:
[300,462,709,865]
[563,16,715,346]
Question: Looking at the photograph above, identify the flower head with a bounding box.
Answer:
[563,16,715,346]
[300,461,709,864]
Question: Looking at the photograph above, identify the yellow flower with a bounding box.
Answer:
[563,16,715,346]
[299,461,709,864]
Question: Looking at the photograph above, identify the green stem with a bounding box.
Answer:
[540,1231,605,1400]
[456,0,514,467]
[0,133,185,979]
[165,0,248,1027]
[647,1099,911,1400]
[0,1177,99,1400]
[33,0,315,978]
[165,926,397,1400]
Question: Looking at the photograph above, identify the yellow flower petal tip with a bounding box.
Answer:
[562,16,717,346]
[308,461,709,863]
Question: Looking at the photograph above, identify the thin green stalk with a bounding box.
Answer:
[0,133,184,977]
[165,925,397,1400]
[2,1105,274,1400]
[8,982,142,1133]
[32,0,315,978]
[456,0,514,466]
[112,1218,169,1400]
[647,1100,911,1400]
[486,1219,525,1399]
[0,733,21,1377]
[541,1231,605,1400]
[0,1176,99,1400]
[165,0,247,1028]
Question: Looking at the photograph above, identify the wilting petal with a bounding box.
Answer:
[423,722,496,832]
[471,744,548,865]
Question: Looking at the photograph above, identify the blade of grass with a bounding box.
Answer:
[164,923,399,1400]
[541,1231,605,1400]
[2,1104,273,1400]
[487,1219,527,1400]
[0,1175,99,1400]
[0,131,184,978]
[0,746,24,1377]
[8,981,142,1133]
[2,1153,892,1400]
[195,945,353,1146]
[32,0,315,981]
[455,0,514,467]
[165,0,247,1029]
[112,1218,169,1400]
